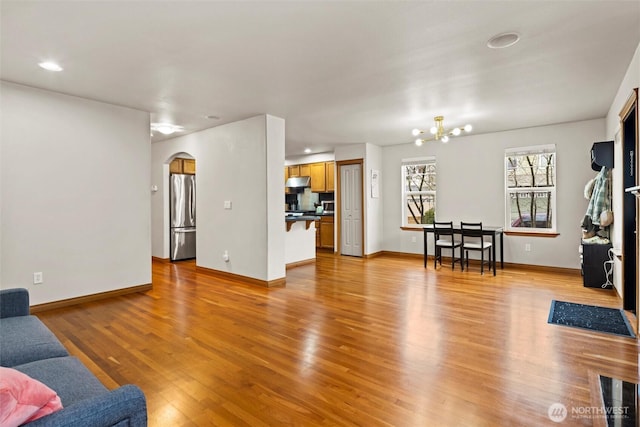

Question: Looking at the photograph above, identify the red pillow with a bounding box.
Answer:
[0,367,63,427]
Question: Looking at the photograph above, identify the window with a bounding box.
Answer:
[402,157,436,226]
[505,145,556,233]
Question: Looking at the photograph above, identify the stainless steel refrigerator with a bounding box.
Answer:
[170,174,196,261]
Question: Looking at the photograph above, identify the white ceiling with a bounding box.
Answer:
[2,1,639,157]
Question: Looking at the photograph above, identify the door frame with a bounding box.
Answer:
[336,159,365,256]
[619,88,638,331]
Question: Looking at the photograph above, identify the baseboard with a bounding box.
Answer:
[30,283,153,314]
[196,266,286,288]
[152,256,170,263]
[286,258,316,269]
[363,251,386,259]
[502,262,580,275]
[377,251,580,275]
[378,251,423,259]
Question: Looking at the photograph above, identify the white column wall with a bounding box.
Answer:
[1,82,151,305]
[265,115,286,280]
[151,115,285,282]
[365,143,383,255]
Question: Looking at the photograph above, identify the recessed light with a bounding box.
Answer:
[38,61,63,72]
[205,115,220,120]
[304,148,312,154]
[487,32,520,49]
[151,123,184,135]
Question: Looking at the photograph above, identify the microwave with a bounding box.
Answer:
[321,200,335,213]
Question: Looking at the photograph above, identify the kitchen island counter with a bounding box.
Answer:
[285,215,318,232]
[285,217,316,267]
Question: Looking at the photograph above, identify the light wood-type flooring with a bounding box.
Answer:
[37,253,638,426]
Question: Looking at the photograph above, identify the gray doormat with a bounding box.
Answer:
[548,300,635,338]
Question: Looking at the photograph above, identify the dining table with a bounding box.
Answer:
[423,224,504,276]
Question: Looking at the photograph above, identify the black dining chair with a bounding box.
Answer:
[433,221,462,270]
[460,222,492,274]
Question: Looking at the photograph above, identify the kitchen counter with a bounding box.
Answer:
[286,210,334,217]
[285,214,317,232]
[285,215,319,222]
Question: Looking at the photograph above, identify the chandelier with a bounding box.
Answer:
[412,116,472,145]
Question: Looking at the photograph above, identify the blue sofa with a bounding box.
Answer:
[0,288,147,426]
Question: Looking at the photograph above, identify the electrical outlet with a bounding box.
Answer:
[525,243,531,252]
[33,272,43,284]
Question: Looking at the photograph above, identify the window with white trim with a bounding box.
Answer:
[402,157,436,226]
[505,145,556,233]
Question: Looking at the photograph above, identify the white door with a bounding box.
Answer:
[340,163,363,257]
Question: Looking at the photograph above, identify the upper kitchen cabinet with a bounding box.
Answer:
[325,162,335,192]
[310,162,326,192]
[183,159,196,174]
[170,158,196,175]
[288,165,303,177]
[285,161,335,192]
[310,161,335,192]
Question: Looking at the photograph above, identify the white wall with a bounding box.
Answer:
[381,119,604,269]
[151,115,286,282]
[265,115,286,280]
[0,82,151,305]
[285,152,334,166]
[365,143,383,255]
[605,40,640,296]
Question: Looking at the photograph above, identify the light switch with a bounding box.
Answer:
[224,200,232,209]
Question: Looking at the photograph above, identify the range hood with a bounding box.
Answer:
[285,176,311,188]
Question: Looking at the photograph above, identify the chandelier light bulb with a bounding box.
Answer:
[464,124,472,132]
[441,135,449,143]
[429,126,437,135]
[412,128,422,137]
[415,139,423,146]
[452,128,461,136]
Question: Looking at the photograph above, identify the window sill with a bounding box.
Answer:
[504,231,559,238]
[401,226,430,231]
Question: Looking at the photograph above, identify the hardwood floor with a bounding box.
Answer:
[37,253,638,426]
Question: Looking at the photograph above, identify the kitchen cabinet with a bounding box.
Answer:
[286,161,335,192]
[315,220,320,247]
[319,216,334,249]
[183,159,196,174]
[325,162,335,192]
[310,162,326,192]
[170,159,183,174]
[170,158,196,175]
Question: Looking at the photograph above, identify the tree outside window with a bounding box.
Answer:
[402,158,436,226]
[505,145,556,232]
